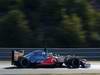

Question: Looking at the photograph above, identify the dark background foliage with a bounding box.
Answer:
[0,0,100,48]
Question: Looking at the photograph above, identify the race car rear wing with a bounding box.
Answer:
[11,50,24,65]
[11,50,14,65]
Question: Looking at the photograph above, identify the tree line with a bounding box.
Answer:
[0,0,100,48]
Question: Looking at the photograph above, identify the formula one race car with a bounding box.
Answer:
[11,50,90,68]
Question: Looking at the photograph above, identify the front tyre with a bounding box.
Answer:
[71,58,80,68]
[64,57,72,68]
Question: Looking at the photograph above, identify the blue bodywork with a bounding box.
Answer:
[24,50,48,63]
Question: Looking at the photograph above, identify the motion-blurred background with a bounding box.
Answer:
[0,0,100,48]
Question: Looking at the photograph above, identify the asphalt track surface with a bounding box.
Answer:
[0,61,100,74]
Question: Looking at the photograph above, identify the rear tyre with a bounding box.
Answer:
[20,57,31,68]
[14,57,31,68]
